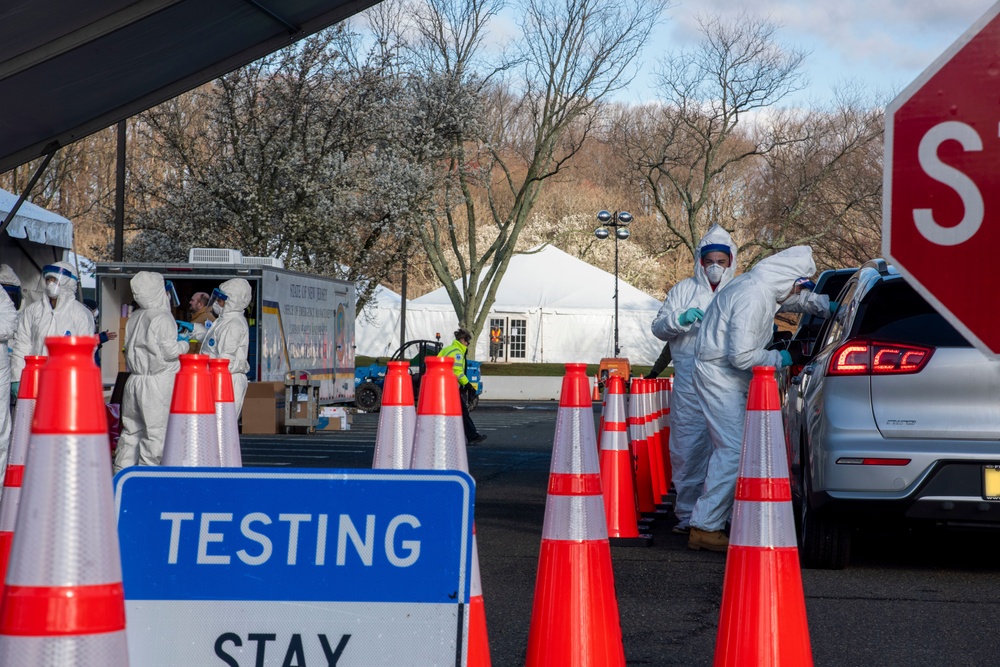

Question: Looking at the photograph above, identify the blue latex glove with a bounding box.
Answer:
[829,300,839,314]
[678,307,705,327]
[10,382,18,400]
[779,350,793,368]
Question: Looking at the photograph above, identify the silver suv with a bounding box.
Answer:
[784,259,1000,569]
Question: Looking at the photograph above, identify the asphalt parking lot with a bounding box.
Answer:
[242,402,1000,667]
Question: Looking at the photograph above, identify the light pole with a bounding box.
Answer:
[595,210,632,357]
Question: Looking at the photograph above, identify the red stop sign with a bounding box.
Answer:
[884,4,1000,356]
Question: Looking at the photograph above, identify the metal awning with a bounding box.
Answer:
[0,0,380,174]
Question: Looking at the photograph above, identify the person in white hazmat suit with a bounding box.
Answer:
[113,272,190,472]
[10,261,94,388]
[202,278,251,416]
[687,245,834,551]
[650,224,737,535]
[0,265,20,487]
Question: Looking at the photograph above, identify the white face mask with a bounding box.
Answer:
[704,264,726,286]
[212,302,224,316]
[45,282,60,299]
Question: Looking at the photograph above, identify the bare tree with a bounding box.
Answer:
[395,0,666,349]
[618,12,807,261]
[737,87,885,268]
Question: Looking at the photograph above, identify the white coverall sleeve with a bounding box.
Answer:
[726,297,782,371]
[154,315,189,362]
[9,305,34,382]
[215,322,250,374]
[651,281,697,342]
[778,291,830,317]
[0,292,16,341]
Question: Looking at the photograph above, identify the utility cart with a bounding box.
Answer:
[284,371,320,434]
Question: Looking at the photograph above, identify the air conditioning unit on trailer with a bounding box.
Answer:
[188,248,243,264]
[242,256,285,269]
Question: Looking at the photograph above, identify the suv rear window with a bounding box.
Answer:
[856,279,971,347]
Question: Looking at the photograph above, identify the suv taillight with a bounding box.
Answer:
[828,341,934,376]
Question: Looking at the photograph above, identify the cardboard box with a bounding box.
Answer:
[318,406,352,431]
[241,382,286,434]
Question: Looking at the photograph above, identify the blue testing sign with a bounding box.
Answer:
[114,468,475,667]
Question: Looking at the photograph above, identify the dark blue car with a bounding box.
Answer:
[355,339,482,412]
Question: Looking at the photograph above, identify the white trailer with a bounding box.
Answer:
[95,256,356,404]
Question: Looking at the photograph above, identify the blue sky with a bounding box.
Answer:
[356,1,996,107]
[624,0,997,106]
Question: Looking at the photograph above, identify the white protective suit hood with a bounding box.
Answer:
[42,261,79,306]
[130,271,172,313]
[749,245,817,304]
[0,265,20,286]
[692,224,738,292]
[218,279,252,316]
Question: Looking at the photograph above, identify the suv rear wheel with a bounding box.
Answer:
[355,382,382,412]
[799,465,851,569]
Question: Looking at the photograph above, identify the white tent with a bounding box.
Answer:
[356,246,665,364]
[1,187,74,304]
[356,284,404,358]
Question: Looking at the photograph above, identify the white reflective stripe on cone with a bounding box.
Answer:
[642,390,657,442]
[7,399,34,467]
[0,487,19,531]
[373,405,416,470]
[729,499,798,548]
[162,413,221,467]
[411,415,469,473]
[0,632,129,665]
[6,434,122,586]
[470,535,483,597]
[652,390,663,431]
[602,393,626,425]
[599,427,629,452]
[216,402,242,467]
[550,408,599,475]
[739,410,789,479]
[541,495,608,541]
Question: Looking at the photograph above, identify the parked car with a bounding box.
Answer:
[355,339,482,412]
[784,259,1000,569]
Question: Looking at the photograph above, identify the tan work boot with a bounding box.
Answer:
[688,527,729,552]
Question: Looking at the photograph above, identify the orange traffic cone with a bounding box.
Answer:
[628,378,658,518]
[373,361,416,469]
[592,377,602,402]
[641,378,668,506]
[0,337,128,663]
[208,358,242,467]
[526,363,626,667]
[714,366,813,666]
[161,354,220,467]
[654,378,673,503]
[0,356,44,590]
[599,374,652,547]
[410,356,490,666]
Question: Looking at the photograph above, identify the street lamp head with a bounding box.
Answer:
[617,211,633,225]
[594,227,610,240]
[597,210,612,224]
[616,228,631,240]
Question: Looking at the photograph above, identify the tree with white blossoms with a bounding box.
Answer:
[126,27,432,310]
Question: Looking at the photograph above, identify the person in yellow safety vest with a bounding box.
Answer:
[439,328,487,445]
[489,325,503,362]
